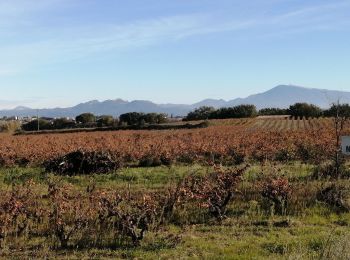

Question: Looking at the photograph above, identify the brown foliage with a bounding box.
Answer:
[179,166,247,220]
[0,165,247,250]
[0,124,336,167]
[261,177,292,215]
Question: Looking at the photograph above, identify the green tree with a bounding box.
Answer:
[97,115,117,127]
[142,113,168,124]
[53,118,76,129]
[184,106,216,121]
[22,119,51,131]
[323,103,350,118]
[213,105,257,119]
[119,112,144,125]
[259,108,288,116]
[229,104,257,118]
[185,105,258,121]
[75,113,96,124]
[119,112,168,125]
[288,103,322,119]
[155,113,168,124]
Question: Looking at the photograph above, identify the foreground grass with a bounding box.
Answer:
[1,163,350,259]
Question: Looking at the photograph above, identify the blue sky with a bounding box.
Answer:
[0,0,350,109]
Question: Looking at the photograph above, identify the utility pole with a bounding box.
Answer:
[333,100,348,178]
[335,101,340,177]
[37,109,40,131]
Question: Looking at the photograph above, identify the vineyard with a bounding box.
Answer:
[1,117,350,259]
[208,116,336,131]
[0,118,338,167]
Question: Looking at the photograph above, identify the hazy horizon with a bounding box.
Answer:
[0,84,335,110]
[1,0,350,109]
[0,84,314,110]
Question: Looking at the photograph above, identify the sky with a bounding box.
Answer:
[0,0,350,109]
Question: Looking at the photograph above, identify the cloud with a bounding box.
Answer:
[0,0,349,74]
[0,13,255,71]
[274,1,350,20]
[267,1,350,28]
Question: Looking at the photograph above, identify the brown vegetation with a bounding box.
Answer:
[0,119,338,168]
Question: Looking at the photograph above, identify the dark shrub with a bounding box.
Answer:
[228,149,246,165]
[44,150,121,175]
[139,155,162,167]
[176,153,196,164]
[274,148,296,162]
[312,162,348,179]
[0,157,5,167]
[160,154,173,166]
[138,153,173,167]
[15,157,30,167]
[317,184,350,212]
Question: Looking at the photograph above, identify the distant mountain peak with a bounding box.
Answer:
[1,85,350,118]
[113,98,128,103]
[130,100,155,104]
[193,98,227,108]
[84,100,100,105]
[102,99,128,104]
[226,85,350,109]
[200,98,226,102]
[275,84,302,88]
[267,84,306,91]
[13,106,31,111]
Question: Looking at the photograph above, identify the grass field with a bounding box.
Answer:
[1,163,350,259]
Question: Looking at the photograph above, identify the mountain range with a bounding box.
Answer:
[1,85,350,118]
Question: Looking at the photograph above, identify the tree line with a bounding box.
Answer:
[22,112,169,131]
[21,102,350,131]
[184,103,350,121]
